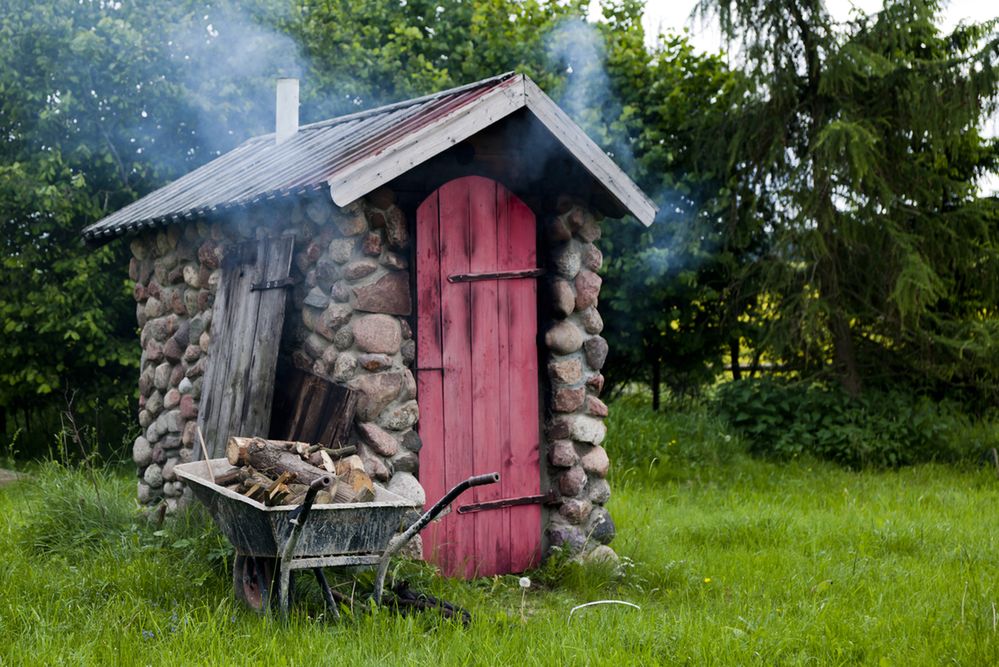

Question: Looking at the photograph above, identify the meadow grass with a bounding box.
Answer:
[1,399,998,665]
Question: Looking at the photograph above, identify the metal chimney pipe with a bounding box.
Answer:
[275,78,299,144]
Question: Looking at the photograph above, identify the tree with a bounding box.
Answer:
[696,0,999,398]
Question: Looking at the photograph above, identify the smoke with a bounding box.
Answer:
[545,18,636,177]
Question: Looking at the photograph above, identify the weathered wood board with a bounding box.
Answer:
[270,366,358,447]
[197,235,295,459]
[417,176,541,578]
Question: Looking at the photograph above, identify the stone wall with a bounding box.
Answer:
[128,188,425,526]
[541,197,615,561]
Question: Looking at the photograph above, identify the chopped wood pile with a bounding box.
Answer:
[221,436,375,506]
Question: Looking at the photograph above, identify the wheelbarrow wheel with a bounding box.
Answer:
[233,554,277,613]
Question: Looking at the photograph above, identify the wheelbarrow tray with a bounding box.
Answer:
[175,459,419,559]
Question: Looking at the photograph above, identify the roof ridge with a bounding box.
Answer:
[244,71,521,144]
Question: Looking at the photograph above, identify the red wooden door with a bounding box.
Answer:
[416,176,541,578]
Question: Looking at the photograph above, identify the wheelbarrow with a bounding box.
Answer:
[175,459,498,619]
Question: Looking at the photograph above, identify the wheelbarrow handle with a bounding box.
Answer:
[372,472,500,604]
[288,476,332,529]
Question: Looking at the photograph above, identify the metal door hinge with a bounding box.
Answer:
[251,277,295,291]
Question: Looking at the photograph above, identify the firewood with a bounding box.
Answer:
[319,450,335,473]
[232,436,329,485]
[335,455,365,476]
[333,468,375,503]
[215,468,248,487]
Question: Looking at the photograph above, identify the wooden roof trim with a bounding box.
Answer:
[522,78,656,227]
[328,77,525,207]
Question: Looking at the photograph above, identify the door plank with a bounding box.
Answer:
[197,235,295,459]
[416,190,447,568]
[439,179,475,578]
[505,192,542,572]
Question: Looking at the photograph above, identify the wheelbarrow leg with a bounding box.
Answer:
[313,568,341,620]
[276,476,332,617]
[373,472,499,605]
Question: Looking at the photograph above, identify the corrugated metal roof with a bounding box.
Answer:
[83,72,656,242]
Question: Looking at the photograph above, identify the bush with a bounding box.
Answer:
[713,379,995,467]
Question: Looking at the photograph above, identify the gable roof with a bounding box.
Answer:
[82,72,656,243]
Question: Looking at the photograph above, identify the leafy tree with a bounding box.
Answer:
[697,0,999,398]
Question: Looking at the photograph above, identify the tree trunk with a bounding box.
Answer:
[830,310,862,397]
[651,351,661,411]
[730,339,742,380]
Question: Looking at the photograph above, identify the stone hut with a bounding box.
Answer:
[83,73,656,575]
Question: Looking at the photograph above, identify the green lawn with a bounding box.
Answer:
[1,402,998,665]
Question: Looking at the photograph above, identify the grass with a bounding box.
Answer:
[2,400,999,665]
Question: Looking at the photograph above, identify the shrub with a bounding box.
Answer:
[713,379,994,467]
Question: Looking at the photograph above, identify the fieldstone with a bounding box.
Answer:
[138,410,153,429]
[378,401,419,431]
[581,243,603,272]
[391,450,419,474]
[303,287,329,309]
[586,395,608,417]
[584,336,609,371]
[139,365,156,396]
[546,321,584,355]
[154,363,172,391]
[146,391,163,417]
[169,364,186,388]
[385,205,408,248]
[581,445,610,478]
[186,357,206,379]
[363,230,383,256]
[144,297,164,319]
[578,219,602,243]
[553,386,586,413]
[560,498,592,525]
[331,280,352,303]
[551,279,575,318]
[182,421,197,447]
[162,459,177,482]
[354,271,411,316]
[164,409,183,433]
[130,238,148,260]
[133,283,146,302]
[574,270,602,311]
[183,264,201,289]
[545,216,572,242]
[162,481,179,498]
[333,326,354,351]
[354,314,402,354]
[547,522,586,553]
[566,205,588,230]
[349,372,404,420]
[570,415,607,446]
[137,305,148,329]
[585,545,619,565]
[381,251,408,270]
[198,241,221,269]
[322,345,339,368]
[588,478,611,504]
[305,198,332,225]
[313,358,331,378]
[558,465,587,497]
[316,258,339,291]
[197,289,213,312]
[163,389,181,410]
[169,288,187,315]
[329,238,355,264]
[401,369,417,400]
[146,281,162,300]
[137,481,153,504]
[163,337,184,363]
[579,307,604,334]
[315,304,352,340]
[151,445,167,465]
[548,440,578,468]
[333,353,358,382]
[357,422,400,457]
[548,357,583,385]
[145,315,171,342]
[199,332,211,352]
[586,373,605,395]
[183,289,200,315]
[401,340,416,365]
[402,430,422,453]
[144,340,163,364]
[387,471,425,505]
[588,507,616,544]
[358,354,393,371]
[183,345,201,363]
[343,259,379,281]
[133,436,153,467]
[143,463,164,488]
[207,270,222,292]
[552,243,581,279]
[334,204,368,236]
[304,333,330,360]
[358,445,391,481]
[547,417,572,440]
[179,394,198,420]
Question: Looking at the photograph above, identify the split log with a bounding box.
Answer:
[227,437,329,485]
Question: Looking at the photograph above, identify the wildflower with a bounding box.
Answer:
[518,577,531,589]
[703,577,712,583]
